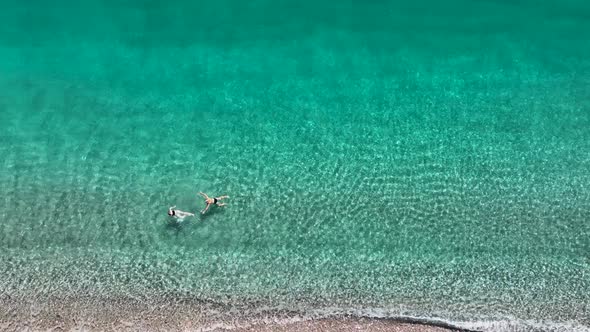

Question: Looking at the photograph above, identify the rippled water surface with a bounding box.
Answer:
[1,0,589,330]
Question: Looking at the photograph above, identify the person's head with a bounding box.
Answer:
[168,209,175,216]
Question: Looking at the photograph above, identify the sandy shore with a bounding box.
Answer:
[228,318,462,332]
[1,295,467,332]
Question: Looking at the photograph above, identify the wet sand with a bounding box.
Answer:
[230,318,461,332]
[0,295,465,332]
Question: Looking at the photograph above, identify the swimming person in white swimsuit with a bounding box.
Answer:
[168,206,195,220]
[199,192,229,214]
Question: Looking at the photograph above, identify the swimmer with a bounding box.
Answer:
[168,206,195,220]
[198,192,229,214]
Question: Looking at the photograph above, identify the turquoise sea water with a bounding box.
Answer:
[1,0,589,330]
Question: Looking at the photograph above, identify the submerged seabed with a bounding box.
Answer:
[1,0,589,331]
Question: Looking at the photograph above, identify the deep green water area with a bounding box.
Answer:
[1,1,589,330]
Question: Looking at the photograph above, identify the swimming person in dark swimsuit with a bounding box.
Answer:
[168,206,195,220]
[198,192,229,214]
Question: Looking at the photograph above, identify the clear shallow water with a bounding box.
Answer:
[1,0,589,330]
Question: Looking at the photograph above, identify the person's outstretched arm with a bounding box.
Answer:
[201,204,211,214]
[199,192,209,199]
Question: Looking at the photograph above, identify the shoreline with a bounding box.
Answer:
[0,295,469,332]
